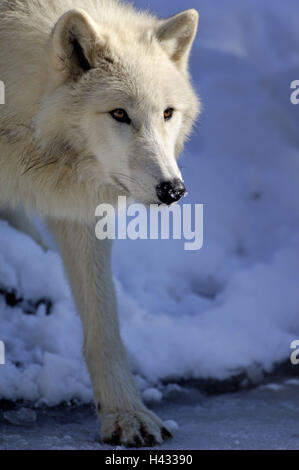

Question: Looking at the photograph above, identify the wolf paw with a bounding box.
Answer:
[100,408,172,448]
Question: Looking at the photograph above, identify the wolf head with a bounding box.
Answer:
[36,6,199,207]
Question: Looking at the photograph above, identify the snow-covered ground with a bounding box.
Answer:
[0,0,299,447]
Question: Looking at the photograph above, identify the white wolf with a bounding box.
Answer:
[0,0,199,447]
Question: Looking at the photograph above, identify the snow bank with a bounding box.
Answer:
[0,0,299,405]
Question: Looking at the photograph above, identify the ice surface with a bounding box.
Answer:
[0,380,298,450]
[0,0,299,406]
[3,408,37,426]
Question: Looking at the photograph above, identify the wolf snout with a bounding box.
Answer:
[156,179,186,205]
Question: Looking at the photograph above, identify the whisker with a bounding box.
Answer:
[110,172,153,194]
[21,159,59,176]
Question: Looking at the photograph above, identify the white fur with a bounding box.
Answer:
[0,0,199,447]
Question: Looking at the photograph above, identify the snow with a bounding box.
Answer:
[1,0,299,408]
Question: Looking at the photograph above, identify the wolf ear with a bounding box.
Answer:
[156,9,198,70]
[51,9,105,77]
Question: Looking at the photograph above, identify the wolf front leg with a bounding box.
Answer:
[48,219,172,447]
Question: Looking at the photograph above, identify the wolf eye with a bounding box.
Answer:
[110,109,131,125]
[164,108,174,121]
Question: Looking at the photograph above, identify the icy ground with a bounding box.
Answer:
[1,379,299,450]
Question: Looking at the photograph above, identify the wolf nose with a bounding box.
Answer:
[156,179,186,205]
